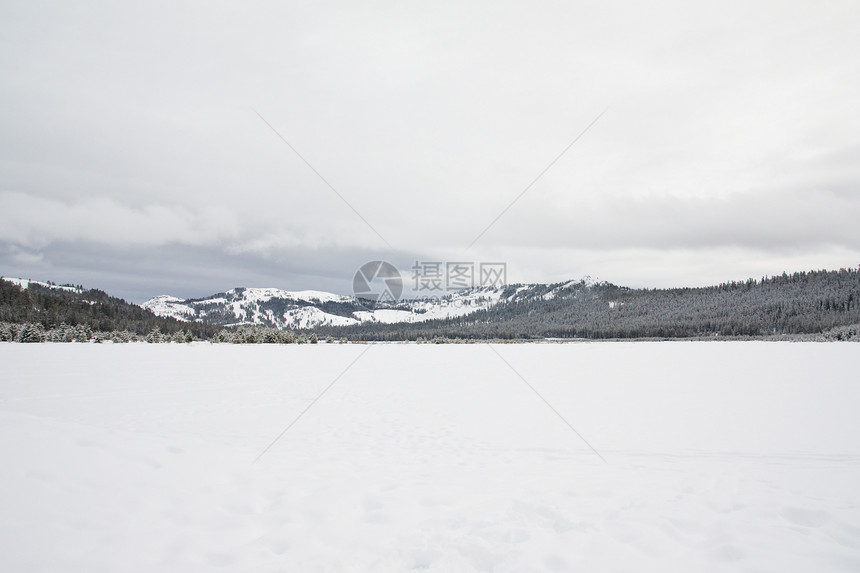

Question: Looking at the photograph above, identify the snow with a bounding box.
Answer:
[232,287,352,305]
[2,342,859,572]
[283,306,359,328]
[352,288,505,324]
[141,295,196,322]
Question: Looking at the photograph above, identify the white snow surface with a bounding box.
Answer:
[2,342,860,572]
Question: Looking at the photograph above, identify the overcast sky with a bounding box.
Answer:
[2,1,859,302]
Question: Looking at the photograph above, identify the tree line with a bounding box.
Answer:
[313,267,860,341]
[0,279,222,340]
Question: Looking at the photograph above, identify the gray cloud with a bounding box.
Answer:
[478,184,860,252]
[2,1,859,299]
[0,241,399,303]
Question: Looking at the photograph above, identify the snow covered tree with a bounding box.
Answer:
[75,324,93,342]
[0,322,15,341]
[111,330,132,343]
[146,327,162,343]
[262,329,279,344]
[18,322,46,343]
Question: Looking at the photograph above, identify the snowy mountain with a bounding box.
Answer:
[140,285,509,330]
[9,268,860,338]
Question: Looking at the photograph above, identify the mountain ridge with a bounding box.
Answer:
[6,267,860,340]
[141,284,513,329]
[128,267,860,338]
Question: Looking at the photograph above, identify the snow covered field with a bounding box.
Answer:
[2,342,859,572]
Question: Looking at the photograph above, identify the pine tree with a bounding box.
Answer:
[18,323,46,343]
[0,322,14,341]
